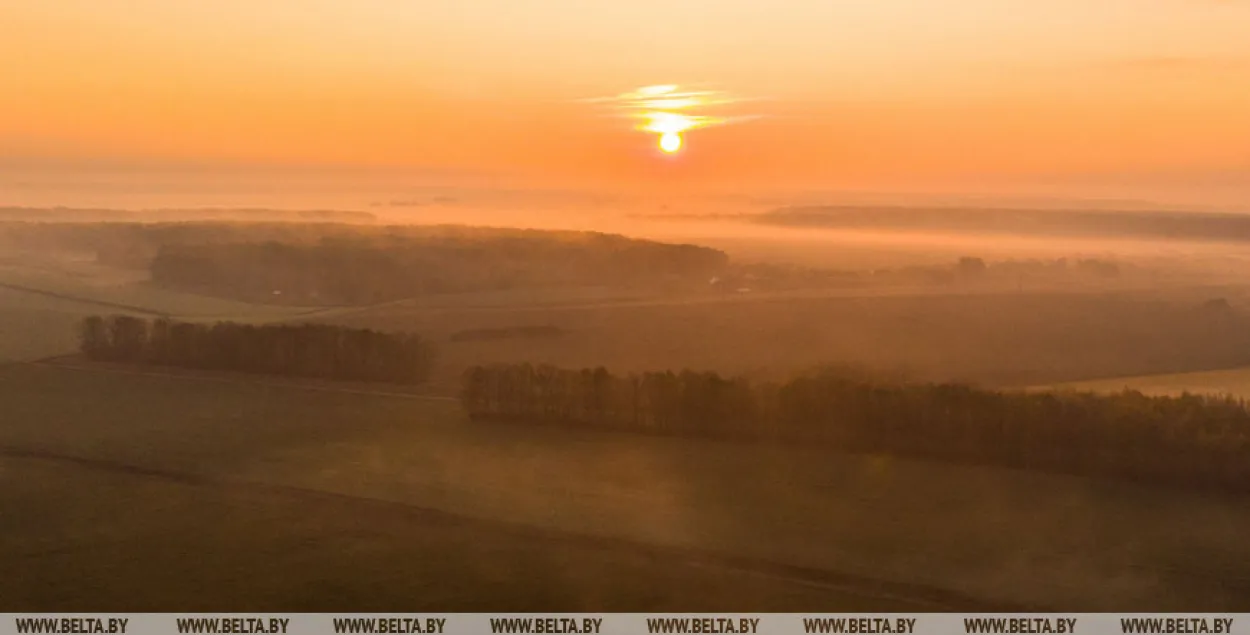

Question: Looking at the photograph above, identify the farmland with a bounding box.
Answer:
[317,286,1250,393]
[11,0,1250,612]
[0,287,92,362]
[3,362,1249,610]
[4,221,1250,611]
[0,253,320,320]
[0,254,322,363]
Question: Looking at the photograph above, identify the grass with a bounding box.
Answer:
[2,362,1249,610]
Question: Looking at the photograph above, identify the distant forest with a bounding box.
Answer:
[0,220,364,268]
[0,206,376,224]
[0,221,729,304]
[79,315,434,384]
[463,363,1250,491]
[715,255,1122,293]
[754,205,1250,243]
[1,219,1134,304]
[150,235,728,304]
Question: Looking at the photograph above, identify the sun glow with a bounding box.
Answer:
[586,84,759,155]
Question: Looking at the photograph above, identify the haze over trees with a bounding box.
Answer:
[0,221,730,305]
[753,206,1250,244]
[79,315,434,384]
[150,233,728,305]
[0,218,1143,310]
[463,362,1250,492]
[0,207,377,224]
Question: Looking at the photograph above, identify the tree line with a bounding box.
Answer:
[149,234,728,305]
[462,363,1250,491]
[757,205,1250,245]
[0,222,729,298]
[79,315,434,384]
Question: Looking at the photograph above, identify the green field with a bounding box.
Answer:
[2,362,1248,610]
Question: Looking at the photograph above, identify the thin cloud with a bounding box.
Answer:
[581,84,765,136]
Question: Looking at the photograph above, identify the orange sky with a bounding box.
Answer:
[3,0,1250,204]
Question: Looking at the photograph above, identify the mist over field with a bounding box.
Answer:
[6,0,1250,615]
[5,192,1250,611]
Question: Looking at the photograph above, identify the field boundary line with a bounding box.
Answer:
[0,281,171,317]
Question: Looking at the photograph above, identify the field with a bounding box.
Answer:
[0,254,321,321]
[0,287,94,362]
[10,244,1250,392]
[317,285,1250,393]
[0,255,326,363]
[7,456,918,612]
[5,240,1250,610]
[3,361,1249,610]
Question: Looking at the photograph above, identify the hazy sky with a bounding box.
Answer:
[4,0,1250,204]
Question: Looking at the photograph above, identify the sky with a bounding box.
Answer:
[3,0,1250,207]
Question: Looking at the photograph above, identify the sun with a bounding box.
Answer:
[590,84,759,159]
[659,132,682,154]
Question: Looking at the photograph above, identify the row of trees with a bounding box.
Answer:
[80,315,434,384]
[462,363,1250,491]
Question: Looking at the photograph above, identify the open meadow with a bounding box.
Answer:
[2,361,1248,611]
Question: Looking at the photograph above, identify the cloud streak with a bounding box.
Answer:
[582,84,763,138]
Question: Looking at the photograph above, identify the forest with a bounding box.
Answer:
[0,219,1135,306]
[0,221,730,304]
[462,363,1250,491]
[78,315,435,384]
[754,205,1250,243]
[149,234,728,304]
[0,206,376,224]
[715,256,1123,292]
